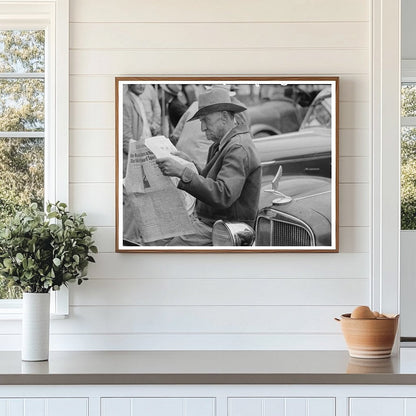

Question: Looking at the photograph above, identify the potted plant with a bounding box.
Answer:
[0,202,97,361]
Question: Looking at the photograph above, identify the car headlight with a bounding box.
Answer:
[212,220,255,246]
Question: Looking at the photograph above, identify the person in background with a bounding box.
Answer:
[123,84,151,177]
[122,83,152,246]
[160,84,187,130]
[156,87,261,246]
[140,84,161,136]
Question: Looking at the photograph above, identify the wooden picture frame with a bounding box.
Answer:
[115,77,339,253]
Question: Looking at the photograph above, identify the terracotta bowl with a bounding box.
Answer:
[337,313,399,359]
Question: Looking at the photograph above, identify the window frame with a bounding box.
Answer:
[0,0,69,316]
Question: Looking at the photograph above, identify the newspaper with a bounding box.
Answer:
[145,135,197,214]
[124,141,194,244]
[145,135,188,165]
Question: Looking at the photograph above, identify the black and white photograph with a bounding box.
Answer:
[116,77,339,252]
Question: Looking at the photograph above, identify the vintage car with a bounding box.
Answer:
[247,97,305,138]
[246,85,318,138]
[212,87,334,248]
[212,169,332,248]
[253,87,333,178]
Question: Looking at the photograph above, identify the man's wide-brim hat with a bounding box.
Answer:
[189,87,247,121]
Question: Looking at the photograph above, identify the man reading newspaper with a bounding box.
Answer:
[156,86,261,246]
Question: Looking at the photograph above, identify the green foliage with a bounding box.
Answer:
[0,30,46,298]
[0,202,97,294]
[401,159,416,230]
[0,30,45,73]
[401,128,416,164]
[402,85,416,117]
[0,79,44,132]
[0,138,44,224]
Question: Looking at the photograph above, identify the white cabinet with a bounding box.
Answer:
[101,397,215,416]
[0,398,88,416]
[350,398,416,416]
[228,397,335,416]
[5,385,416,416]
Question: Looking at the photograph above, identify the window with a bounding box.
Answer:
[0,0,69,314]
[0,29,45,300]
[401,80,416,230]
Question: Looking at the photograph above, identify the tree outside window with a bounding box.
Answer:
[0,30,45,299]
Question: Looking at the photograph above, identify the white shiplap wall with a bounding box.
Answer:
[52,0,372,350]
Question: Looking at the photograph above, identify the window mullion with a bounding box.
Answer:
[401,117,416,127]
[0,132,44,138]
[0,73,44,79]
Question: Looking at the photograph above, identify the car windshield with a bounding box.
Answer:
[302,96,331,129]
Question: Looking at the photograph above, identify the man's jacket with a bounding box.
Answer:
[178,124,261,228]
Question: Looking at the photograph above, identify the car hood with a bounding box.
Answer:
[259,175,332,223]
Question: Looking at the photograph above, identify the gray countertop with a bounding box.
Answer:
[2,349,416,385]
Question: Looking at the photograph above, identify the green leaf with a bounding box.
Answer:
[53,258,61,267]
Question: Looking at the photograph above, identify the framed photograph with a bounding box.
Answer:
[115,77,339,253]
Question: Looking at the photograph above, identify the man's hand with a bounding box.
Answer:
[156,157,185,178]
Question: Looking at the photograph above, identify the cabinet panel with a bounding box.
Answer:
[24,400,45,416]
[7,400,23,416]
[405,398,416,414]
[349,398,405,416]
[228,398,263,416]
[0,398,87,416]
[228,398,335,416]
[131,398,183,416]
[101,398,215,416]
[101,398,131,416]
[47,398,88,416]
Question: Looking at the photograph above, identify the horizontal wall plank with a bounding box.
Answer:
[86,252,369,279]
[70,102,113,129]
[70,49,368,76]
[92,226,369,254]
[69,128,369,158]
[69,74,368,103]
[339,129,369,157]
[70,76,115,102]
[91,227,115,253]
[339,156,369,183]
[69,183,114,226]
[339,227,369,253]
[70,156,114,183]
[339,183,369,227]
[0,306,352,335]
[70,0,369,23]
[69,101,369,129]
[70,129,115,157]
[71,277,368,306]
[70,22,369,50]
[0,333,347,351]
[53,305,354,334]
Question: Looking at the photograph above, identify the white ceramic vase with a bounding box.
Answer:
[22,292,50,361]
